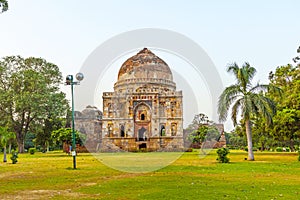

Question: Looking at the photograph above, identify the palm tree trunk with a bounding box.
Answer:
[245,119,254,161]
[8,142,12,153]
[46,141,49,152]
[3,146,7,162]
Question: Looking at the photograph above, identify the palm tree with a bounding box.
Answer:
[218,62,281,160]
[0,126,16,162]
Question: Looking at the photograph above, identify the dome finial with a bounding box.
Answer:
[138,48,154,55]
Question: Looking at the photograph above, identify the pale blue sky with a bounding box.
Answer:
[1,0,299,130]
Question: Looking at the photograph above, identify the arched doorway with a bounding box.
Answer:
[134,103,151,141]
[138,126,147,141]
[160,125,165,136]
[120,125,125,137]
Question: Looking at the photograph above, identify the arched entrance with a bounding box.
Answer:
[138,126,147,141]
[120,125,125,137]
[160,124,165,136]
[134,103,151,141]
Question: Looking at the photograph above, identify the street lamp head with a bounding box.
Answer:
[76,73,84,81]
[66,75,73,85]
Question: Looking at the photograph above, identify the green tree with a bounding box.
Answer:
[268,64,300,150]
[269,64,300,110]
[0,126,15,162]
[24,132,35,150]
[292,46,300,64]
[0,0,8,13]
[33,93,69,152]
[51,128,86,147]
[189,125,219,144]
[218,62,281,160]
[272,109,300,151]
[0,56,68,153]
[186,113,220,147]
[192,113,211,127]
[227,130,246,149]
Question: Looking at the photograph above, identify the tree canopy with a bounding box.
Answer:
[0,56,69,153]
[51,128,86,146]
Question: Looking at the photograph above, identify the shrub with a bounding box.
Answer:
[285,147,290,152]
[10,150,18,164]
[216,148,230,163]
[276,147,283,152]
[29,148,36,155]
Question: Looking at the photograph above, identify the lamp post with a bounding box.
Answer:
[66,72,84,169]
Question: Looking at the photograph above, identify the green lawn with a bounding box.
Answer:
[0,150,299,199]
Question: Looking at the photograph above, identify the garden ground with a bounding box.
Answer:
[0,150,299,199]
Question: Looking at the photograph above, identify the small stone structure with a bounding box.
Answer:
[213,124,226,148]
[75,106,102,152]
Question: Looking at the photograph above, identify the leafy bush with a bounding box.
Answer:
[29,148,36,155]
[276,147,283,152]
[10,150,18,164]
[216,148,230,163]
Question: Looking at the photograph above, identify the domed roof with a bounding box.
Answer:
[117,48,173,81]
[81,106,102,120]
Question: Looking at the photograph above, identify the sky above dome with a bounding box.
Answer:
[0,0,299,131]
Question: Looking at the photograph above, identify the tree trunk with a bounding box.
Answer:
[3,146,7,162]
[261,141,265,151]
[8,143,12,154]
[46,141,49,152]
[16,132,25,153]
[245,119,254,161]
[289,139,295,152]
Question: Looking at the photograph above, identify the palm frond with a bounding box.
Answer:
[249,93,277,125]
[226,62,239,75]
[218,84,242,122]
[250,83,269,93]
[231,98,243,126]
[242,62,256,83]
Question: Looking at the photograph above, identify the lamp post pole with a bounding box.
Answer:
[70,76,76,169]
[66,73,84,170]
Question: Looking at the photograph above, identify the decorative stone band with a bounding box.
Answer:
[114,78,176,90]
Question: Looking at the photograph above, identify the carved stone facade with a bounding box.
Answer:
[101,48,184,151]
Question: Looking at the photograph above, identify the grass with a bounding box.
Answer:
[0,150,299,199]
